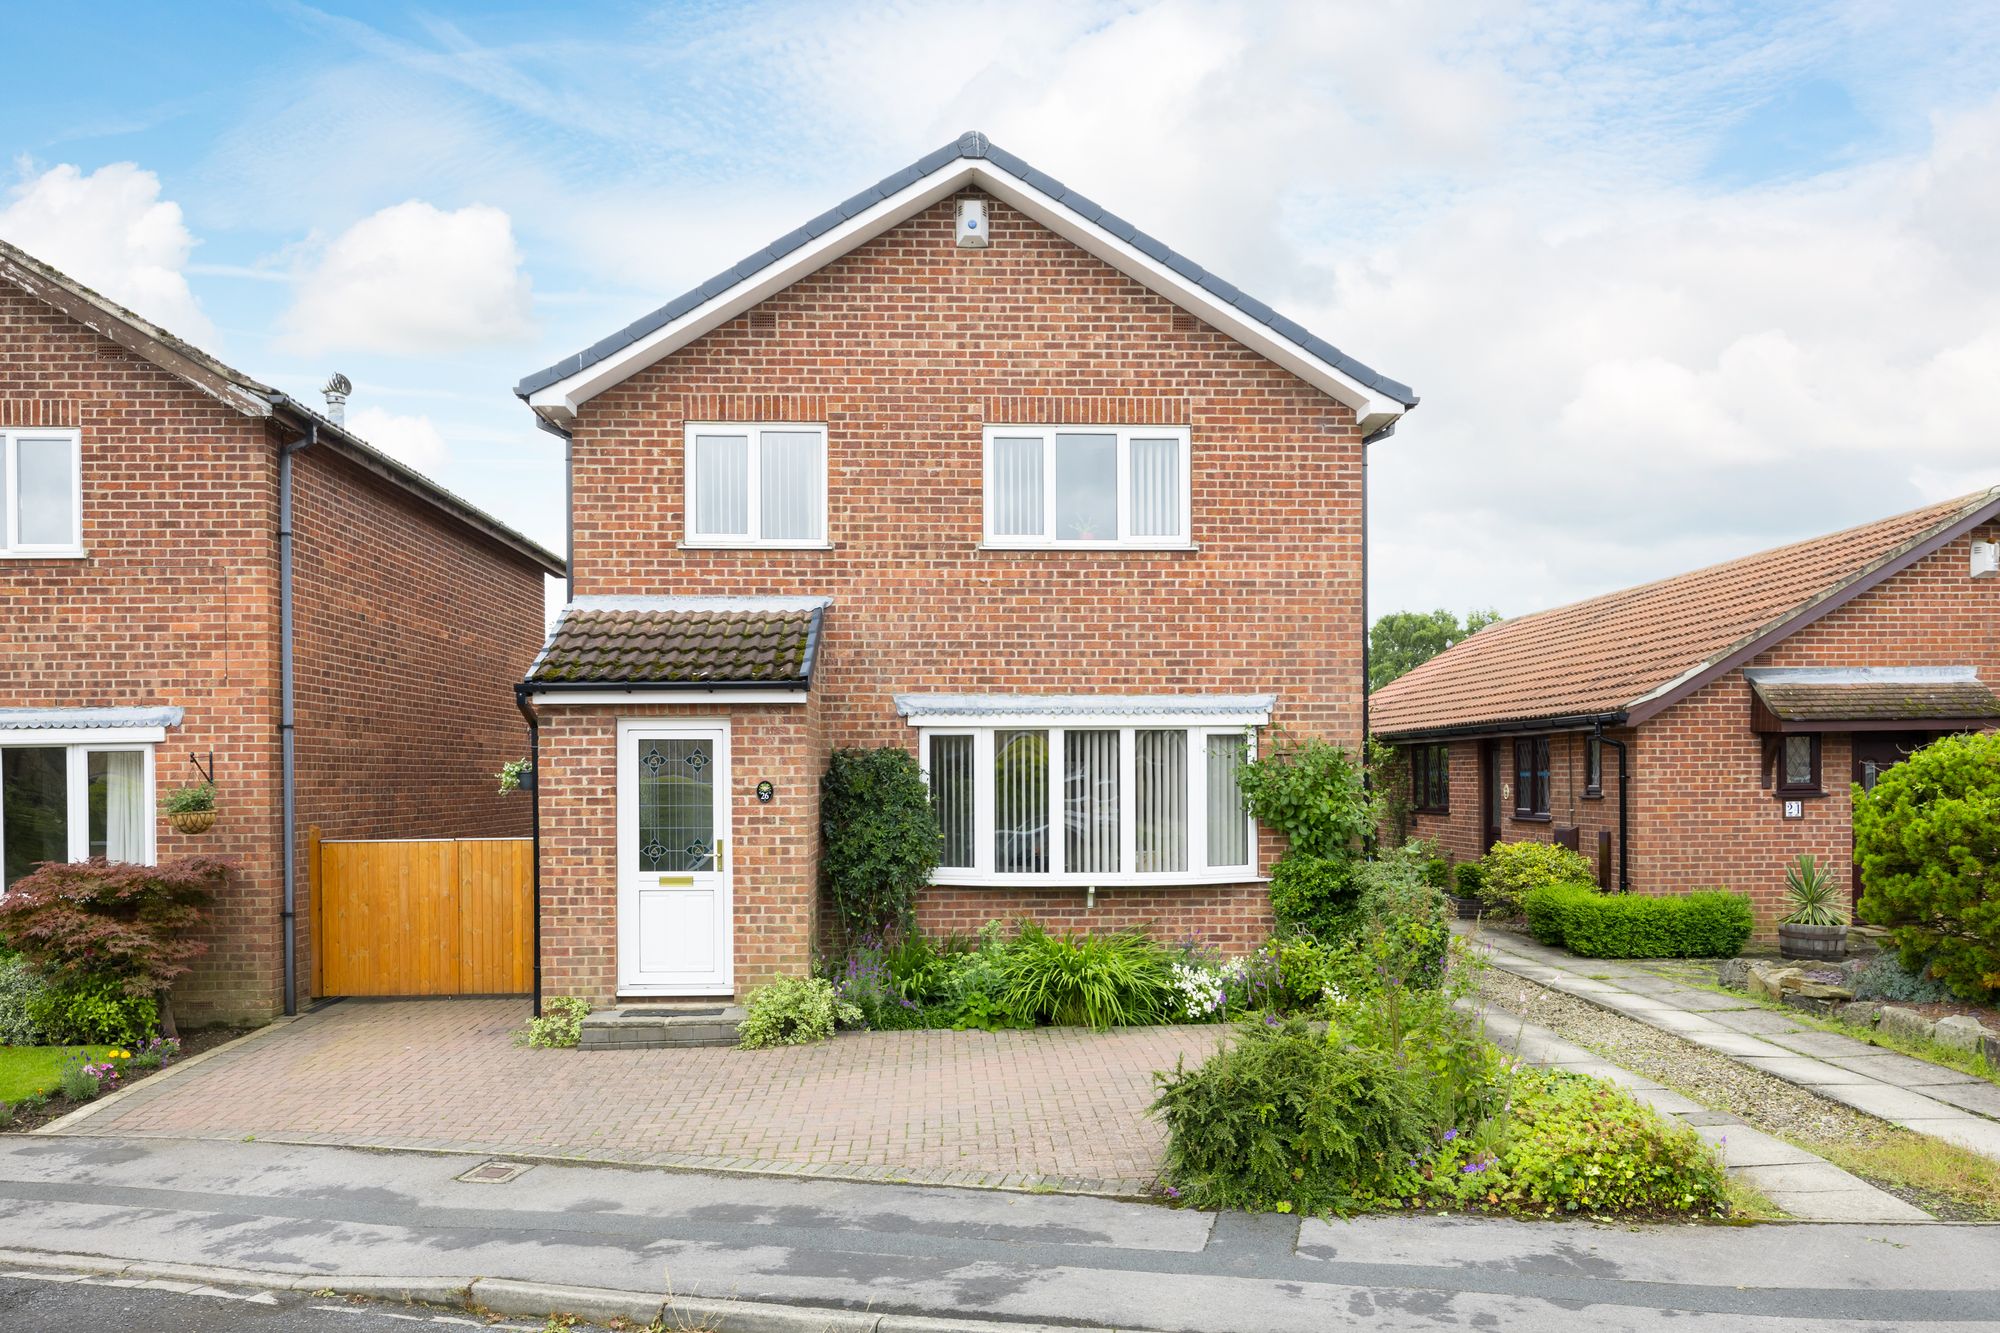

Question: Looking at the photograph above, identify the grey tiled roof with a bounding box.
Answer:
[1746,667,2000,723]
[0,706,184,730]
[517,131,1415,407]
[528,600,827,686]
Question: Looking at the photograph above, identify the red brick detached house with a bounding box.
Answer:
[1370,490,2000,931]
[515,133,1417,1004]
[0,240,564,1023]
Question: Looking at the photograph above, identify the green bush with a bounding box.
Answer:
[517,996,591,1049]
[1453,862,1486,898]
[1850,952,1955,1004]
[996,924,1176,1029]
[1268,855,1361,938]
[820,748,941,940]
[1152,1016,1435,1214]
[1522,885,1753,959]
[1476,841,1595,917]
[1853,732,2000,1001]
[738,976,860,1049]
[0,956,48,1045]
[24,973,157,1046]
[1236,734,1378,859]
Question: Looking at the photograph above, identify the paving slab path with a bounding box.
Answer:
[1466,925,2000,1162]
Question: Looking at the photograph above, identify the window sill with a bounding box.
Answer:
[678,541,834,551]
[977,542,1200,554]
[933,871,1267,889]
[0,549,87,560]
[1413,806,1449,817]
[1511,813,1552,824]
[1775,788,1827,800]
[1582,790,1603,801]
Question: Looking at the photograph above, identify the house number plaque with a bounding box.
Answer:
[1782,800,1804,820]
[757,780,775,803]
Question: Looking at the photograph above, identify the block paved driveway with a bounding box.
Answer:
[52,1000,1223,1194]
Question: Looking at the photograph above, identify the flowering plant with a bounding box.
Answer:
[1170,961,1226,1022]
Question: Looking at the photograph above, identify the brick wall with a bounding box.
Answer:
[551,189,1366,980]
[0,280,285,1023]
[289,441,551,1001]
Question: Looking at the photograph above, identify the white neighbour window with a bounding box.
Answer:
[2,428,83,556]
[683,423,827,546]
[920,719,1255,886]
[982,426,1191,548]
[1,743,155,888]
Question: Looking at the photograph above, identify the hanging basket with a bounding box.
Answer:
[168,808,217,835]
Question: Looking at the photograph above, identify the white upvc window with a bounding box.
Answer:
[682,422,828,548]
[982,425,1192,548]
[0,742,156,888]
[2,428,84,556]
[919,720,1256,887]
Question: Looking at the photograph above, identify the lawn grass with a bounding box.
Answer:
[0,1045,113,1102]
[1820,1131,2000,1222]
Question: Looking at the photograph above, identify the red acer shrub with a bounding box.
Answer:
[0,856,232,1037]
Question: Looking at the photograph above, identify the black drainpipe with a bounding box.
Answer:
[278,421,316,1016]
[514,683,542,1017]
[1593,722,1631,894]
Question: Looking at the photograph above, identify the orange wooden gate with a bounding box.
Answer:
[311,831,533,997]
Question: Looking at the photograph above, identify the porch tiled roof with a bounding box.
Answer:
[528,597,827,686]
[1371,489,2000,737]
[1746,668,2000,724]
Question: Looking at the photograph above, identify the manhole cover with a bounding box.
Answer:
[625,1007,725,1018]
[457,1160,532,1184]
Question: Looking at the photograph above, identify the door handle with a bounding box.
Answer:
[714,838,726,872]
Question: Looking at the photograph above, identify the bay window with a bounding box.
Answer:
[683,422,827,546]
[3,428,83,556]
[982,426,1191,548]
[2,743,154,888]
[911,697,1265,885]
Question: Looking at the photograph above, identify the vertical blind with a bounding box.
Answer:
[993,729,1049,873]
[1129,437,1181,538]
[692,434,749,536]
[758,430,823,541]
[991,437,1043,536]
[1204,734,1248,866]
[930,735,975,868]
[1064,729,1120,874]
[1135,729,1188,873]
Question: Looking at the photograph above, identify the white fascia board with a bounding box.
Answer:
[527,162,1405,431]
[525,689,808,706]
[0,726,169,745]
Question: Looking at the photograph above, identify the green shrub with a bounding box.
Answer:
[738,977,860,1049]
[829,942,925,1030]
[1346,843,1452,991]
[1152,1016,1435,1214]
[517,996,591,1049]
[1477,841,1595,917]
[1522,885,1753,959]
[1236,733,1378,859]
[996,924,1176,1029]
[1454,862,1486,898]
[1268,855,1361,938]
[1850,953,1955,1004]
[1854,732,2000,1001]
[820,748,941,940]
[24,973,157,1046]
[0,956,49,1045]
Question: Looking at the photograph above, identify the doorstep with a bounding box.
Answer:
[580,1004,745,1049]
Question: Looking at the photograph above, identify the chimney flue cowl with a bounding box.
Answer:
[322,372,352,426]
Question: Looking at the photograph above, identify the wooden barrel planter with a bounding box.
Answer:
[1778,922,1847,961]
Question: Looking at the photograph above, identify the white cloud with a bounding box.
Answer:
[0,161,212,340]
[344,405,450,473]
[283,200,532,355]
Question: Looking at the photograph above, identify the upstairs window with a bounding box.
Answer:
[2,429,82,556]
[1513,736,1551,818]
[983,426,1190,548]
[683,423,827,547]
[1410,743,1449,813]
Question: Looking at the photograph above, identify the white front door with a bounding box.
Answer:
[617,722,732,995]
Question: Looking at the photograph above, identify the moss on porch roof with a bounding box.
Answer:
[528,598,827,686]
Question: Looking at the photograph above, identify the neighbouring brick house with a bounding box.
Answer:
[0,239,565,1023]
[1370,490,2000,931]
[515,132,1417,1004]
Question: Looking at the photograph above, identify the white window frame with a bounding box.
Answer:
[681,421,829,549]
[981,425,1193,550]
[2,428,85,557]
[0,738,158,883]
[919,721,1257,887]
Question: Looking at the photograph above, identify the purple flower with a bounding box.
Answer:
[1163,1186,1181,1198]
[1459,1159,1488,1176]
[1443,1129,1458,1143]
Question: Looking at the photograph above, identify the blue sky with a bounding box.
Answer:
[5,1,2000,620]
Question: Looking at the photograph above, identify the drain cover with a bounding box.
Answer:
[457,1160,532,1184]
[624,1007,725,1018]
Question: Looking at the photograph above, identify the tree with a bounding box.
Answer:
[820,747,941,942]
[1367,608,1502,692]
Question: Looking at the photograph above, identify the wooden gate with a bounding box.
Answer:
[311,831,533,997]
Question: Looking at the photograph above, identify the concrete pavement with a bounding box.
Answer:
[1,1135,1996,1332]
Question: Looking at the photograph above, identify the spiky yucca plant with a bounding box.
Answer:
[1781,854,1847,927]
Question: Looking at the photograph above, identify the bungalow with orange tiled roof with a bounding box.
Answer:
[1369,489,2000,931]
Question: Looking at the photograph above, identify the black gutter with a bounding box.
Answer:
[513,684,542,1018]
[1373,710,1629,745]
[277,422,317,1017]
[1594,722,1632,894]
